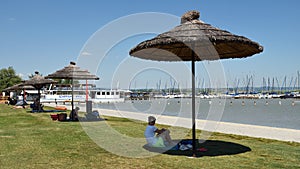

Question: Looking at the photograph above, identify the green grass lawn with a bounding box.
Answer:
[0,104,299,169]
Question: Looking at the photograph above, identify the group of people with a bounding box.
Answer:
[31,98,43,111]
[7,96,28,109]
[7,94,174,148]
[7,94,176,148]
[69,107,101,121]
[7,96,41,111]
[7,97,17,105]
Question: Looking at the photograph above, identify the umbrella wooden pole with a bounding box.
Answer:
[37,88,41,112]
[71,79,74,113]
[23,89,25,104]
[191,51,196,157]
[86,80,88,101]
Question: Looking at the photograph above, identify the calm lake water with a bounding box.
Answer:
[94,98,300,130]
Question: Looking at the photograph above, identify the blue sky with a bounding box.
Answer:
[1,0,300,89]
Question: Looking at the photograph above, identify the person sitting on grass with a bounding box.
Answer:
[69,107,79,121]
[7,96,17,105]
[85,110,101,121]
[144,116,173,148]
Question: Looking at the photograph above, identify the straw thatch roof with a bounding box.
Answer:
[23,71,57,89]
[130,10,263,61]
[45,62,99,80]
[2,83,35,92]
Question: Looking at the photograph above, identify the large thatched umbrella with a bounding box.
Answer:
[45,62,99,113]
[130,10,263,156]
[23,71,57,111]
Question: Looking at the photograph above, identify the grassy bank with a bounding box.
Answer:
[0,104,299,169]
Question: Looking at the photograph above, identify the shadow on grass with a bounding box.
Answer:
[27,109,67,113]
[143,139,251,157]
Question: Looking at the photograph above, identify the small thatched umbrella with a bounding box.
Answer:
[3,83,35,92]
[23,71,57,111]
[45,62,99,113]
[130,10,263,157]
[3,83,35,104]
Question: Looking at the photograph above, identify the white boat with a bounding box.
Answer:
[92,89,126,103]
[41,84,126,103]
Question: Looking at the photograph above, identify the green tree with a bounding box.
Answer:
[0,67,22,92]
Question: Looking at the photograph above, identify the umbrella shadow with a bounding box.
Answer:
[79,117,108,122]
[143,139,251,157]
[26,110,66,113]
[27,110,67,113]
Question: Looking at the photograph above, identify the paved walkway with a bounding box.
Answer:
[45,103,300,143]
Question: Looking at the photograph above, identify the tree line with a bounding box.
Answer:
[0,67,22,92]
[0,67,78,93]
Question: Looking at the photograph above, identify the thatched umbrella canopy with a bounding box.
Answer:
[130,10,263,61]
[23,71,57,112]
[45,62,100,80]
[45,62,99,112]
[3,83,35,103]
[23,71,57,90]
[3,83,35,92]
[130,10,263,157]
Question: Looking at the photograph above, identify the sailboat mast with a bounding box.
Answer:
[297,70,300,90]
[272,77,275,93]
